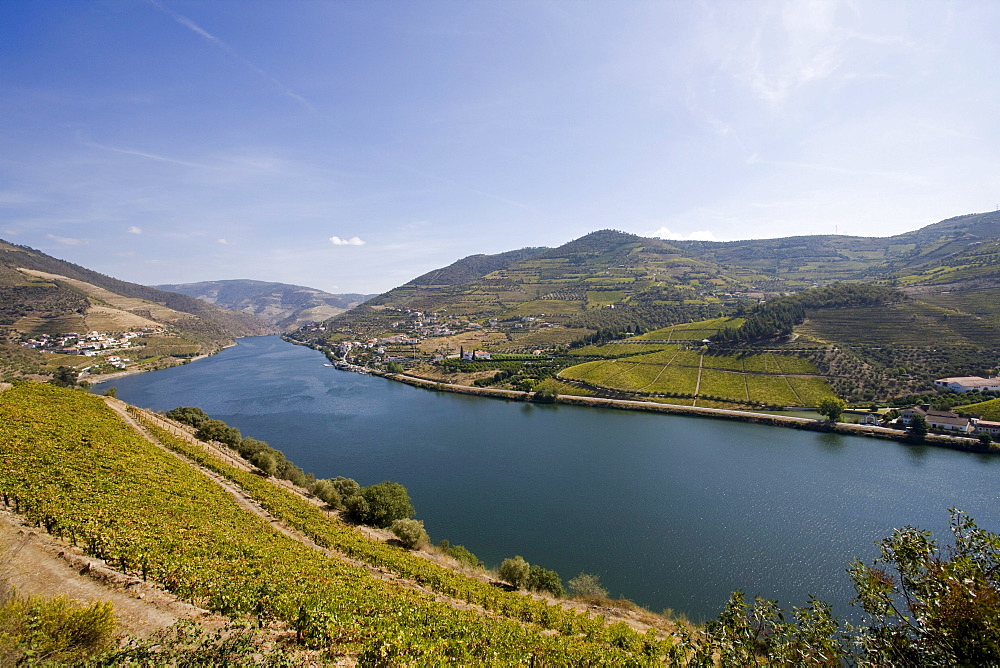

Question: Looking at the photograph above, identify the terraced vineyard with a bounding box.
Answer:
[0,383,673,663]
[558,319,836,408]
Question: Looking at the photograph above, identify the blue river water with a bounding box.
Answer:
[100,336,1000,622]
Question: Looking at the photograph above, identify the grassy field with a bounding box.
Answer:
[958,397,1000,421]
[633,317,744,341]
[558,339,835,407]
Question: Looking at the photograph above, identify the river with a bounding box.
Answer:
[99,336,1000,622]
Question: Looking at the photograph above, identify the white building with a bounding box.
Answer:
[933,376,1000,393]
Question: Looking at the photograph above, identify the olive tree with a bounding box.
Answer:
[817,397,846,422]
[498,556,530,589]
[848,509,1000,666]
[390,519,429,549]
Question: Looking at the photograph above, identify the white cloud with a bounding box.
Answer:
[647,227,720,242]
[128,226,142,234]
[217,238,233,245]
[46,233,88,246]
[330,235,365,246]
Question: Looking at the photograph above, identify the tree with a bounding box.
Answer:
[331,477,361,501]
[102,386,117,398]
[848,509,1000,665]
[979,432,993,447]
[358,481,414,528]
[165,406,210,428]
[310,479,343,508]
[248,450,277,476]
[568,572,607,599]
[498,556,530,589]
[51,366,79,388]
[195,419,242,448]
[390,519,429,549]
[527,564,564,597]
[817,397,847,422]
[909,414,929,440]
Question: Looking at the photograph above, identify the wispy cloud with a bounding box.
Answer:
[84,140,207,168]
[47,234,88,246]
[218,238,234,245]
[146,0,317,113]
[127,226,143,235]
[647,227,720,242]
[330,235,365,246]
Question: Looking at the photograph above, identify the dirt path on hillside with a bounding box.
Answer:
[0,511,209,638]
[102,400,501,618]
[108,401,676,637]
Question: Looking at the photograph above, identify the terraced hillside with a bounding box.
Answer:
[0,382,680,663]
[558,319,836,409]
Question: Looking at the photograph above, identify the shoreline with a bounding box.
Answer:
[86,341,239,385]
[370,369,998,455]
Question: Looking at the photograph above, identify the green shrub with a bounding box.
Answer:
[248,450,277,476]
[498,556,530,589]
[331,476,361,500]
[195,419,242,448]
[438,540,481,567]
[358,481,414,528]
[528,565,564,597]
[391,519,429,549]
[310,479,343,508]
[0,589,116,664]
[165,406,210,428]
[568,573,607,599]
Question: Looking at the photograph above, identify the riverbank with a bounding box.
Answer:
[86,342,238,385]
[373,369,999,455]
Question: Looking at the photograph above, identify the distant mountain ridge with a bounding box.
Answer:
[306,211,1000,344]
[0,239,275,346]
[154,279,374,331]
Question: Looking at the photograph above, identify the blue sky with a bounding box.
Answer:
[2,1,999,293]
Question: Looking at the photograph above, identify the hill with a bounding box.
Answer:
[0,240,275,381]
[294,212,1000,403]
[0,381,682,662]
[154,279,373,331]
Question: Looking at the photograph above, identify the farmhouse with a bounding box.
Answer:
[933,376,1000,393]
[899,405,975,433]
[974,420,1000,437]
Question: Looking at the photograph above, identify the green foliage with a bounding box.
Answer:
[689,590,845,666]
[498,556,530,589]
[195,418,242,448]
[310,478,343,508]
[817,397,847,422]
[391,519,429,549]
[358,481,414,528]
[527,565,565,597]
[715,282,904,343]
[101,386,117,398]
[248,449,278,476]
[165,405,210,428]
[532,387,557,403]
[848,509,1000,665]
[331,476,361,500]
[1,384,665,663]
[0,588,116,665]
[569,572,608,599]
[437,540,481,567]
[50,365,79,388]
[384,361,404,373]
[909,414,929,439]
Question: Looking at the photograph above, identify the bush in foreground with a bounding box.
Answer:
[391,519,429,549]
